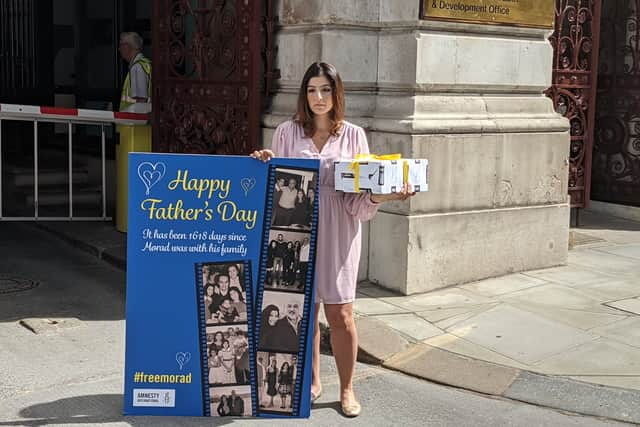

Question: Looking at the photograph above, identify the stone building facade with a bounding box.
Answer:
[263,0,570,294]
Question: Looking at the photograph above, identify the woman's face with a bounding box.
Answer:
[268,309,279,326]
[228,265,238,278]
[223,340,229,349]
[306,75,333,116]
[206,286,214,296]
[230,289,240,302]
[297,190,304,200]
[215,332,223,342]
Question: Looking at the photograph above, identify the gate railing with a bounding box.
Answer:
[547,0,603,219]
[0,103,148,221]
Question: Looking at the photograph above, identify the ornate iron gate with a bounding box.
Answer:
[548,0,603,209]
[591,1,640,207]
[152,0,268,155]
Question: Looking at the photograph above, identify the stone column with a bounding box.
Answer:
[264,0,570,294]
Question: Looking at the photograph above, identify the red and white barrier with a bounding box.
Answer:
[0,103,147,221]
[0,103,149,125]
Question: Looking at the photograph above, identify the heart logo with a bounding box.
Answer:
[137,162,166,195]
[240,177,256,196]
[175,351,191,370]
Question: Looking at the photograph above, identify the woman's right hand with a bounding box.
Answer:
[250,149,275,162]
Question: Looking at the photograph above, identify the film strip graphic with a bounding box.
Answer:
[253,164,320,417]
[195,260,254,417]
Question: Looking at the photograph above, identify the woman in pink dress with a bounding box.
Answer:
[252,62,413,417]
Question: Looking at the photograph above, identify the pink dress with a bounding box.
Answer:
[272,120,379,304]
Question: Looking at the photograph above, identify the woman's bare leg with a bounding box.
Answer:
[323,303,358,406]
[311,303,322,397]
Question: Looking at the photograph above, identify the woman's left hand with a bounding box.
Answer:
[369,183,416,204]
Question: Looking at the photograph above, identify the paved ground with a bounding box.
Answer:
[25,209,640,424]
[0,222,630,426]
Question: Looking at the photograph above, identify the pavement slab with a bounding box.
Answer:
[593,243,640,261]
[574,280,640,301]
[501,284,614,312]
[371,313,443,341]
[353,296,409,316]
[415,306,485,323]
[605,297,640,315]
[532,338,640,376]
[523,265,618,286]
[432,303,499,330]
[460,274,548,297]
[510,304,629,331]
[568,249,640,278]
[590,317,640,349]
[422,333,529,370]
[446,305,598,365]
[356,282,401,298]
[379,288,492,312]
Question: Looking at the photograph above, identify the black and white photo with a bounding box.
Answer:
[264,229,311,292]
[258,291,305,353]
[256,352,298,413]
[200,261,247,325]
[271,167,317,230]
[209,385,252,417]
[206,325,250,386]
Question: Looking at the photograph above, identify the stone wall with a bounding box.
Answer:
[263,0,570,294]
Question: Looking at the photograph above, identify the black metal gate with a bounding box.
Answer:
[591,0,640,207]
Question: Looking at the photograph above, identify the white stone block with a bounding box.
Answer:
[369,131,570,214]
[368,204,570,294]
[415,31,553,91]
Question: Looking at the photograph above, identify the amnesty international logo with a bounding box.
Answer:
[133,388,176,407]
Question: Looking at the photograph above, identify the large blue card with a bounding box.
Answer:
[123,153,320,417]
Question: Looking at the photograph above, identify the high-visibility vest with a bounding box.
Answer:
[120,55,152,112]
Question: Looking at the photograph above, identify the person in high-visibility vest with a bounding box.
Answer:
[118,32,152,113]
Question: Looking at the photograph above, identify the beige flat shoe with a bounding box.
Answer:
[341,400,361,417]
[310,388,323,404]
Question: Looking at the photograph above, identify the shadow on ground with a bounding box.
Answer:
[0,394,236,427]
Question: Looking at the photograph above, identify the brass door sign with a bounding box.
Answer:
[421,0,555,28]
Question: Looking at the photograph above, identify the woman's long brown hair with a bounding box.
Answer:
[294,62,345,137]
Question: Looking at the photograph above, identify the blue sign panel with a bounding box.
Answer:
[123,153,319,418]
